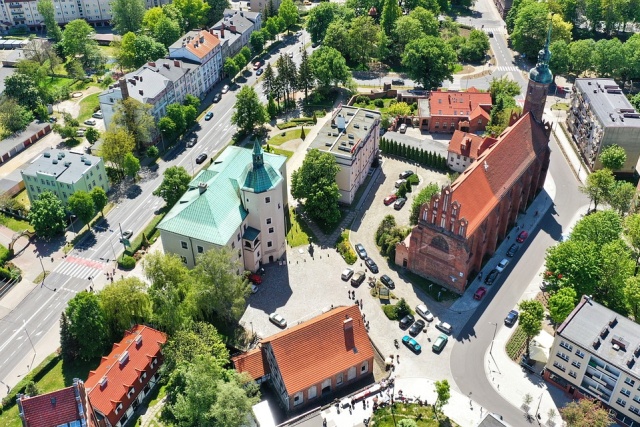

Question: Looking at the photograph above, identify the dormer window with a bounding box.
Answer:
[127,387,135,398]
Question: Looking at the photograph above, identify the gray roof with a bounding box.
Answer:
[143,58,198,83]
[223,8,260,23]
[123,68,170,104]
[574,78,640,128]
[310,106,381,159]
[558,296,640,377]
[212,10,255,37]
[20,149,102,185]
[477,413,510,427]
[0,121,49,158]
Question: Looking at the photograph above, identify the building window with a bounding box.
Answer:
[634,395,640,404]
[552,361,565,372]
[197,246,204,254]
[347,366,356,380]
[308,386,317,399]
[180,256,187,264]
[269,227,274,233]
[626,377,636,387]
[560,341,573,351]
[622,388,631,397]
[336,373,343,386]
[181,241,188,249]
[361,361,369,374]
[293,392,303,406]
[568,370,577,378]
[266,218,272,225]
[556,352,569,362]
[435,122,439,128]
[616,398,626,408]
[265,196,271,203]
[127,387,135,398]
[631,406,640,416]
[575,349,585,358]
[571,360,581,368]
[267,241,273,248]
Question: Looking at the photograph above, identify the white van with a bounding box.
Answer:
[399,124,407,133]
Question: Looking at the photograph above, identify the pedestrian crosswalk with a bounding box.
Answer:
[55,256,106,280]
[481,27,506,35]
[494,66,521,72]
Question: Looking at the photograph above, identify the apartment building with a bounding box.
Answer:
[209,9,262,60]
[567,78,640,174]
[0,0,170,31]
[168,29,223,97]
[308,106,381,205]
[20,149,109,205]
[544,295,640,427]
[250,0,280,15]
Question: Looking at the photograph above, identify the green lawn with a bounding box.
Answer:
[13,190,31,210]
[0,214,32,233]
[78,93,100,122]
[47,76,73,91]
[285,208,313,247]
[551,102,570,111]
[267,129,303,146]
[269,147,294,160]
[371,402,456,427]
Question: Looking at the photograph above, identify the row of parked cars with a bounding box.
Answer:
[398,305,453,354]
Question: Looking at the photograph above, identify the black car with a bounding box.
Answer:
[488,31,494,37]
[506,243,519,257]
[354,243,367,259]
[213,93,221,103]
[505,310,519,326]
[485,269,499,285]
[392,79,405,85]
[195,153,208,164]
[186,136,197,147]
[399,170,414,179]
[409,319,425,336]
[380,274,395,289]
[399,314,415,329]
[365,257,379,273]
[256,68,264,76]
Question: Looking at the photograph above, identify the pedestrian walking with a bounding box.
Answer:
[360,298,363,307]
[397,354,400,363]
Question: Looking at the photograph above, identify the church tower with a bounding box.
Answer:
[523,21,553,123]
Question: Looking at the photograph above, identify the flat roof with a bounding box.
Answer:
[310,106,381,158]
[21,149,102,185]
[558,296,640,377]
[0,121,48,157]
[575,78,640,128]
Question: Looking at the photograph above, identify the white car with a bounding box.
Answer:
[436,321,453,335]
[395,179,406,188]
[269,313,287,328]
[221,84,230,93]
[415,304,434,322]
[84,119,96,126]
[399,123,407,133]
[92,111,103,119]
[341,268,354,281]
[496,258,509,273]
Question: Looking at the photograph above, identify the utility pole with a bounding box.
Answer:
[38,256,46,286]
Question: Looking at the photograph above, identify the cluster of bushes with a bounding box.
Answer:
[0,244,10,265]
[397,174,419,199]
[0,244,20,282]
[382,297,412,320]
[380,138,448,171]
[376,215,410,260]
[336,231,357,265]
[505,325,528,361]
[276,115,317,130]
[118,255,136,270]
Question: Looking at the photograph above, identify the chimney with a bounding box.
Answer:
[139,76,143,82]
[139,90,144,96]
[174,60,180,67]
[220,26,225,38]
[198,182,208,194]
[209,28,214,35]
[148,61,156,67]
[129,78,136,86]
[163,63,170,69]
[118,78,129,99]
[483,161,489,171]
[134,75,139,81]
[200,35,205,43]
[343,316,355,350]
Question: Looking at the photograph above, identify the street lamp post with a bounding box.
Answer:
[23,320,36,373]
[38,256,46,286]
[489,322,498,355]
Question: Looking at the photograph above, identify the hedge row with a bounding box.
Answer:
[0,244,10,266]
[380,137,449,171]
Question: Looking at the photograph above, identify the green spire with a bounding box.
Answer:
[252,139,264,167]
[528,16,553,84]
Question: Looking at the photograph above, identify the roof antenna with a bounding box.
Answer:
[483,161,489,171]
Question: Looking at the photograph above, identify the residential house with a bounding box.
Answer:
[157,140,288,270]
[417,88,492,134]
[308,106,381,204]
[446,131,496,173]
[232,305,374,412]
[168,29,223,97]
[544,295,640,427]
[84,325,166,427]
[142,59,201,106]
[17,379,99,427]
[20,149,109,205]
[209,9,262,61]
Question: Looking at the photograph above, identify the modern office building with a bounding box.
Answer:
[544,295,640,427]
[157,141,288,271]
[308,106,381,205]
[567,78,640,174]
[20,149,109,205]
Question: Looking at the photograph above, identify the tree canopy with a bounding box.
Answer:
[309,47,351,90]
[518,299,544,358]
[231,86,269,134]
[402,36,457,89]
[599,144,627,170]
[98,277,152,342]
[65,291,109,361]
[111,0,146,35]
[154,166,192,208]
[28,191,67,238]
[67,191,95,228]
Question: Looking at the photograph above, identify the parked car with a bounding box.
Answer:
[221,84,230,93]
[488,31,494,37]
[251,284,259,294]
[380,274,395,289]
[341,268,354,281]
[269,313,287,328]
[195,153,208,164]
[432,333,448,352]
[516,230,529,243]
[485,269,499,285]
[76,128,86,137]
[474,286,487,300]
[504,309,519,326]
[213,93,221,103]
[395,179,407,188]
[384,194,398,205]
[415,304,434,322]
[436,321,452,334]
[402,335,421,353]
[399,123,407,133]
[394,198,407,210]
[354,243,367,259]
[364,257,378,273]
[92,111,103,119]
[205,111,214,120]
[84,119,96,126]
[288,51,294,58]
[399,314,415,329]
[496,258,509,273]
[120,229,133,243]
[409,319,425,336]
[248,273,262,285]
[253,61,262,70]
[256,68,264,76]
[186,136,198,147]
[351,271,366,287]
[506,243,519,257]
[399,170,414,179]
[392,79,405,85]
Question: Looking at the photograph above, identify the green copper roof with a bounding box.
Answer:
[158,145,286,246]
[529,19,554,85]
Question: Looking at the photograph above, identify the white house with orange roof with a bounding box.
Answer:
[168,29,223,97]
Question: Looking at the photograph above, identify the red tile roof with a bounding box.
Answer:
[19,382,94,427]
[235,306,373,396]
[470,105,491,121]
[85,325,166,426]
[231,348,269,380]
[448,131,487,158]
[429,88,492,118]
[450,113,549,235]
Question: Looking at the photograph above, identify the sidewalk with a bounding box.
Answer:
[543,106,588,185]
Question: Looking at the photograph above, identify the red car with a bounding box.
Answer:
[248,273,262,285]
[474,286,487,300]
[516,230,529,243]
[384,194,398,205]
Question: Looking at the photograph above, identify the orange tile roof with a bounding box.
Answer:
[19,382,95,427]
[450,113,549,235]
[186,30,220,59]
[429,89,492,118]
[261,305,373,395]
[232,347,269,380]
[448,131,487,158]
[470,104,491,121]
[85,325,166,426]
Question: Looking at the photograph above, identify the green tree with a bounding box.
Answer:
[608,181,636,216]
[549,40,570,77]
[394,16,425,50]
[250,30,265,54]
[409,7,439,35]
[117,32,167,70]
[310,47,351,91]
[402,36,457,89]
[348,16,379,66]
[489,76,521,102]
[0,98,34,134]
[167,103,188,135]
[4,73,41,110]
[410,183,440,225]
[560,398,613,426]
[291,149,342,226]
[112,97,156,150]
[37,0,62,42]
[545,240,600,295]
[123,152,141,179]
[297,49,314,100]
[568,39,595,76]
[60,312,79,362]
[25,380,40,397]
[173,0,210,31]
[624,213,640,270]
[599,144,626,170]
[381,0,402,36]
[434,379,451,416]
[598,239,634,313]
[90,187,108,217]
[231,86,269,134]
[60,20,103,69]
[267,94,277,119]
[581,168,615,211]
[67,191,95,228]
[154,166,192,207]
[65,291,109,360]
[459,29,490,62]
[238,46,252,66]
[265,17,279,40]
[153,15,183,48]
[224,57,240,81]
[323,21,350,59]
[28,191,67,238]
[162,321,229,373]
[306,2,342,44]
[98,127,136,173]
[278,0,299,33]
[519,300,544,358]
[183,94,200,109]
[206,0,230,24]
[64,59,85,80]
[111,0,146,34]
[571,209,621,247]
[98,277,152,342]
[548,287,577,325]
[190,248,251,325]
[592,38,625,79]
[158,116,177,138]
[85,127,100,145]
[624,276,640,320]
[510,1,550,59]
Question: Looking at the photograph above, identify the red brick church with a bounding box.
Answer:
[395,29,555,294]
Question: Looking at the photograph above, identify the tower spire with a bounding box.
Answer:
[523,15,554,123]
[252,138,264,167]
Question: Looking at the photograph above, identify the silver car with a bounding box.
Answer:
[415,304,434,322]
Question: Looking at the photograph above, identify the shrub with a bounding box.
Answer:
[382,304,398,320]
[276,122,298,130]
[118,255,136,270]
[0,244,10,265]
[336,231,357,265]
[146,146,159,158]
[395,298,411,318]
[374,99,384,108]
[356,95,369,105]
[407,174,419,186]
